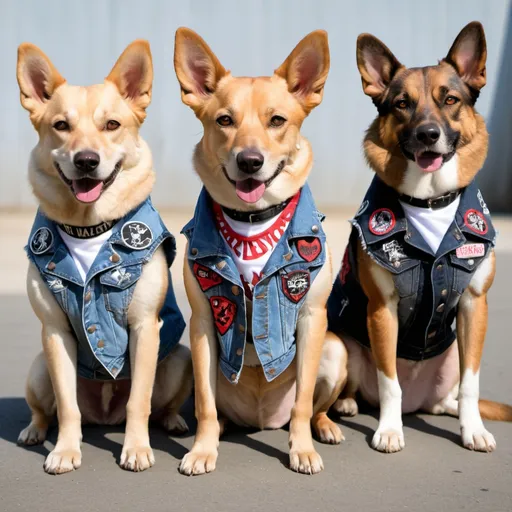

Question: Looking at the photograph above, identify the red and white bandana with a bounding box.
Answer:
[214,193,300,298]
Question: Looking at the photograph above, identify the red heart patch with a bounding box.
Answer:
[297,238,321,262]
[193,263,222,291]
[209,296,237,335]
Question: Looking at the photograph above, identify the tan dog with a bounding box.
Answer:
[329,22,512,453]
[16,41,192,474]
[174,28,347,475]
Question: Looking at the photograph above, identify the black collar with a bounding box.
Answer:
[58,219,118,239]
[222,198,291,223]
[398,190,461,210]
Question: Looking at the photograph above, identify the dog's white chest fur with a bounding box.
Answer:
[399,196,460,253]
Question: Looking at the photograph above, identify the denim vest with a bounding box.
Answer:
[328,176,496,360]
[26,198,186,380]
[182,184,326,383]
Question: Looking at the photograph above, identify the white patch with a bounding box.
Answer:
[399,155,459,199]
[468,252,493,296]
[382,240,406,264]
[47,278,65,291]
[121,221,153,250]
[456,244,485,259]
[399,195,460,253]
[111,268,132,286]
[459,369,496,451]
[372,371,405,452]
[30,227,53,255]
[477,190,490,215]
[355,200,369,217]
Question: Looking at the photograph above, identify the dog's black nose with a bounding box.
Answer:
[415,124,441,145]
[74,151,100,173]
[236,149,264,175]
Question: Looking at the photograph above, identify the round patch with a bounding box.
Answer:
[355,199,369,218]
[121,221,153,250]
[464,209,488,235]
[368,208,396,236]
[30,227,53,255]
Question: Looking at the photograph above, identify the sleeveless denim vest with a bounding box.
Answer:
[26,198,186,380]
[328,176,496,360]
[182,184,326,383]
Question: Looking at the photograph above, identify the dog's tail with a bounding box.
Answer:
[479,400,512,421]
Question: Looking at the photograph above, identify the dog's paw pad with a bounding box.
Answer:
[44,448,81,474]
[462,427,496,452]
[289,449,324,474]
[18,423,47,446]
[120,445,155,472]
[332,397,358,417]
[371,429,405,453]
[179,450,218,476]
[314,416,344,445]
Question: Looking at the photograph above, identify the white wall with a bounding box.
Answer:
[1,0,509,209]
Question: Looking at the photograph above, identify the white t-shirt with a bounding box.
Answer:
[399,196,460,254]
[214,194,299,298]
[58,228,113,283]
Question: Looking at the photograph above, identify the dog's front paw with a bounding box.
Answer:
[332,397,359,417]
[18,422,48,446]
[289,448,324,474]
[161,413,189,435]
[312,414,344,444]
[179,449,218,476]
[371,428,405,453]
[461,426,496,452]
[120,444,155,472]
[44,447,82,474]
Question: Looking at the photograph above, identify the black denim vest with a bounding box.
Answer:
[328,176,496,360]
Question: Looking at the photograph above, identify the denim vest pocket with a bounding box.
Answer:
[100,264,143,326]
[449,254,481,295]
[43,275,69,313]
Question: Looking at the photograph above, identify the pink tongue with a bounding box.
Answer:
[235,179,266,203]
[72,179,104,203]
[415,152,444,172]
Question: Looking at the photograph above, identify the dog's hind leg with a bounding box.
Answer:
[311,331,348,445]
[18,352,55,446]
[153,344,193,435]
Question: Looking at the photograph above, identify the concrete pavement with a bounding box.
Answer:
[0,211,511,512]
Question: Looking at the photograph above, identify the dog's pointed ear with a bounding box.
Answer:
[106,40,153,123]
[274,30,330,113]
[174,27,228,113]
[356,34,402,98]
[17,43,66,118]
[444,21,487,92]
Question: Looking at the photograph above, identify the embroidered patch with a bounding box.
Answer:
[282,270,310,303]
[121,221,153,250]
[110,268,132,286]
[369,208,396,236]
[477,190,490,215]
[209,296,237,335]
[194,263,222,291]
[297,238,321,262]
[382,240,406,264]
[456,243,485,259]
[464,209,488,235]
[339,247,350,284]
[355,200,369,218]
[30,227,53,255]
[47,277,65,291]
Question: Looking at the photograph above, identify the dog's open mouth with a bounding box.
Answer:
[414,151,444,173]
[223,160,285,204]
[55,161,122,204]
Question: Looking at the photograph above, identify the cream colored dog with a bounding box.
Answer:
[174,28,347,475]
[16,41,192,474]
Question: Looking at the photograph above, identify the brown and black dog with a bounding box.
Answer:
[329,21,512,453]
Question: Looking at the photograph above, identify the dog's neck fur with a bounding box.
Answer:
[30,138,155,226]
[193,135,313,212]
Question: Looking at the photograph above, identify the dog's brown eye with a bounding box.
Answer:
[53,120,70,131]
[395,100,408,109]
[445,96,459,106]
[106,120,120,131]
[270,115,286,128]
[216,115,233,127]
